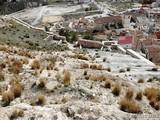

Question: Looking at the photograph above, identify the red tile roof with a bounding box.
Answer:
[118,36,133,45]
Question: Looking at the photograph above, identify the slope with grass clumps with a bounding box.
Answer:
[0,35,160,119]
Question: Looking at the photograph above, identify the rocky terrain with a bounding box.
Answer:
[0,1,160,120]
[0,38,160,119]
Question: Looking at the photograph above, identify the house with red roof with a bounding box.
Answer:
[118,36,134,49]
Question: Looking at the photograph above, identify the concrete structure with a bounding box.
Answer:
[78,39,103,48]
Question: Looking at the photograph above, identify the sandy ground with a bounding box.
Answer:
[9,3,88,26]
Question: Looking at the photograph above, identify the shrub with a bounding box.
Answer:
[46,62,55,70]
[105,80,112,89]
[11,82,23,98]
[137,78,144,83]
[63,70,71,87]
[126,67,130,71]
[90,64,97,70]
[84,70,88,76]
[0,71,5,81]
[125,88,134,99]
[120,97,141,113]
[55,72,61,81]
[119,69,125,73]
[23,33,30,38]
[77,54,89,61]
[135,92,143,101]
[83,32,93,40]
[0,62,6,70]
[47,56,57,64]
[151,68,158,71]
[112,82,121,96]
[97,65,103,70]
[38,78,46,89]
[2,91,15,106]
[21,58,29,65]
[90,74,106,81]
[31,60,40,70]
[10,109,24,119]
[36,94,46,105]
[103,57,107,62]
[143,88,160,101]
[154,102,160,110]
[34,70,40,77]
[81,63,89,69]
[107,67,111,72]
[9,59,23,74]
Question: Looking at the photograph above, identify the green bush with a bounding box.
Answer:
[83,32,93,40]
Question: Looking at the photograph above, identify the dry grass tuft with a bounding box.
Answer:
[143,88,160,101]
[135,91,143,101]
[40,66,45,73]
[90,64,103,70]
[21,58,29,65]
[105,80,112,89]
[90,74,106,81]
[97,65,103,70]
[31,60,41,70]
[81,63,89,69]
[11,82,23,98]
[0,62,6,70]
[90,64,97,69]
[103,57,107,62]
[9,59,23,74]
[119,97,141,113]
[10,109,24,119]
[125,88,134,99]
[76,54,89,61]
[46,62,55,70]
[83,70,88,76]
[63,70,71,87]
[38,78,46,89]
[137,78,144,83]
[2,91,15,106]
[34,70,40,77]
[112,82,121,96]
[36,94,46,105]
[144,88,160,110]
[0,71,5,81]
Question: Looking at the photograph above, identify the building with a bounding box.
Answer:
[94,16,123,32]
[118,36,134,49]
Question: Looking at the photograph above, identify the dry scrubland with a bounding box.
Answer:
[0,43,160,120]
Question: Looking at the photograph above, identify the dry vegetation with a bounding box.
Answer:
[11,81,23,98]
[63,70,71,86]
[112,82,121,96]
[135,91,143,101]
[104,80,112,88]
[137,78,144,83]
[36,94,46,105]
[38,78,47,89]
[81,63,89,69]
[89,74,106,81]
[125,88,134,100]
[31,60,41,70]
[143,88,160,110]
[0,71,5,81]
[9,59,23,74]
[2,90,15,106]
[10,109,24,119]
[120,97,141,113]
